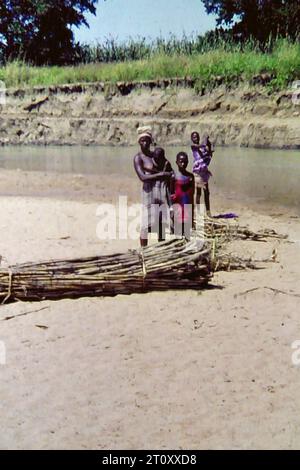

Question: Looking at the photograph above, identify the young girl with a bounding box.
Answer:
[191,131,214,218]
[171,152,194,239]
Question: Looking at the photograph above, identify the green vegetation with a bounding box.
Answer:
[0,1,298,92]
[0,1,98,65]
[0,40,299,90]
[76,32,238,63]
[202,0,300,43]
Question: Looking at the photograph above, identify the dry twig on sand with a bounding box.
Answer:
[195,217,287,243]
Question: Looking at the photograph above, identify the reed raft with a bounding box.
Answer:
[0,218,286,303]
[0,238,212,303]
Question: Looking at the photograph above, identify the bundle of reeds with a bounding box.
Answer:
[0,215,286,303]
[195,217,287,243]
[212,251,271,272]
[0,238,212,303]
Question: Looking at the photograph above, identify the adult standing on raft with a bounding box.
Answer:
[134,127,173,247]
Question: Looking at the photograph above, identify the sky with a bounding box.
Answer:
[74,0,217,44]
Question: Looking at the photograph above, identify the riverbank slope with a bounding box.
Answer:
[0,81,299,149]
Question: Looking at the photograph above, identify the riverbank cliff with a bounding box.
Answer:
[0,80,299,148]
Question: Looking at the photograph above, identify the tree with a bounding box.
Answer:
[202,0,300,42]
[0,1,99,65]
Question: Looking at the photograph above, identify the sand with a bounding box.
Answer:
[0,169,300,450]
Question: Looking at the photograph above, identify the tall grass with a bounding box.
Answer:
[76,32,233,63]
[0,39,299,90]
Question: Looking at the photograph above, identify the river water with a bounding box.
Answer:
[0,145,299,210]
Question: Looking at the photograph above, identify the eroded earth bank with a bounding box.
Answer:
[0,80,299,148]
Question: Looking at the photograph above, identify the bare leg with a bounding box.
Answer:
[140,238,148,247]
[140,230,148,247]
[196,187,202,206]
[170,208,175,235]
[204,184,211,216]
[158,226,165,242]
[193,187,202,229]
[158,212,162,242]
[192,201,195,231]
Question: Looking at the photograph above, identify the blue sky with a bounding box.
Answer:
[75,0,216,44]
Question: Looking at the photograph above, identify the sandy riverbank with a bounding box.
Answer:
[1,169,300,449]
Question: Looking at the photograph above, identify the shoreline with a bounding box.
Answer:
[0,141,300,150]
[0,167,299,217]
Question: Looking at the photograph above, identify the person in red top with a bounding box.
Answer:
[171,152,195,239]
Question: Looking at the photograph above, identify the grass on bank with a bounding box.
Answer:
[0,40,299,90]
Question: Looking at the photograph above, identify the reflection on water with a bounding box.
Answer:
[0,145,299,209]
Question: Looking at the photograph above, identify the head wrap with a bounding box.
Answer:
[137,126,153,143]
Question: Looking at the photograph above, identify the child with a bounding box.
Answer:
[151,147,173,240]
[191,131,213,219]
[171,152,195,239]
[153,146,173,173]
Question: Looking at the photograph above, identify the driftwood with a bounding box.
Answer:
[236,287,300,298]
[194,217,285,272]
[195,217,287,243]
[24,95,49,112]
